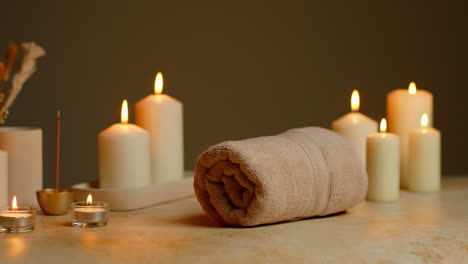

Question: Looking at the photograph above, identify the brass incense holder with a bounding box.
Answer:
[37,189,74,215]
[37,110,74,215]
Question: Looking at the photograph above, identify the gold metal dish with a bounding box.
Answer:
[36,189,75,215]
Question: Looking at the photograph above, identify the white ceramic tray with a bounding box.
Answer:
[72,175,194,211]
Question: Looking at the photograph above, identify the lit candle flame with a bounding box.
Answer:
[351,90,360,112]
[121,99,128,124]
[420,113,428,128]
[408,82,417,95]
[380,118,387,133]
[154,72,163,95]
[12,196,17,211]
[87,194,93,205]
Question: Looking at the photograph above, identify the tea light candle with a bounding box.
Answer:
[407,114,441,192]
[71,194,109,228]
[366,119,400,201]
[387,82,433,188]
[0,196,35,233]
[135,72,184,184]
[332,90,378,165]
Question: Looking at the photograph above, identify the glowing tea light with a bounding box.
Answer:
[386,82,433,188]
[135,72,184,184]
[332,90,378,165]
[12,196,17,210]
[407,113,441,192]
[0,196,36,233]
[366,118,400,201]
[71,194,109,228]
[98,99,151,189]
[87,194,92,205]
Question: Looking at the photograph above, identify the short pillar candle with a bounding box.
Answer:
[332,90,378,166]
[98,100,151,189]
[366,118,400,202]
[408,113,441,192]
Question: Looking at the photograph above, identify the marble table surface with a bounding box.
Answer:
[1,175,467,264]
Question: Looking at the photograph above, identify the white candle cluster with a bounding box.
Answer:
[332,82,441,202]
[98,72,184,189]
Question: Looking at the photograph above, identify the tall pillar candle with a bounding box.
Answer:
[387,82,433,188]
[408,114,441,192]
[332,90,378,166]
[0,150,7,205]
[135,72,184,184]
[0,127,42,207]
[366,118,400,202]
[98,100,151,189]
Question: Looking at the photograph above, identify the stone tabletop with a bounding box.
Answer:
[1,176,467,264]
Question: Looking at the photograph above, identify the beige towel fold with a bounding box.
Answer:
[194,127,367,227]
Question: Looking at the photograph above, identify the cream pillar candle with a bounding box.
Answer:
[98,100,151,189]
[408,114,441,192]
[366,118,400,202]
[0,127,42,207]
[332,90,378,165]
[0,150,7,205]
[387,82,433,188]
[135,72,184,184]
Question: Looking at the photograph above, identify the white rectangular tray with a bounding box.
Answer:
[72,175,194,211]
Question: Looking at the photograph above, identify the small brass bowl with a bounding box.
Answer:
[36,189,75,215]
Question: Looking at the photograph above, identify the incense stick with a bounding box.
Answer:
[55,110,61,192]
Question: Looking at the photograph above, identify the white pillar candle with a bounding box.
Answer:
[366,118,400,201]
[135,73,184,184]
[0,127,42,207]
[98,100,151,189]
[408,113,441,192]
[0,150,7,205]
[332,90,378,165]
[387,82,433,188]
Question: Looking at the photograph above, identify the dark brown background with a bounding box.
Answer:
[1,0,467,188]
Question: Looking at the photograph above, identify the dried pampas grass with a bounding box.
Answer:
[0,42,46,124]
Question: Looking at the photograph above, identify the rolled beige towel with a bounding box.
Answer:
[194,127,367,227]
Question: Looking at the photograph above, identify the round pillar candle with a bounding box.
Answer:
[0,127,42,207]
[408,114,441,192]
[135,73,184,184]
[332,90,378,166]
[0,150,7,206]
[98,100,151,189]
[387,82,433,188]
[366,118,400,202]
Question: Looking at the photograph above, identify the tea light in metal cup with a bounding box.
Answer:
[71,194,109,228]
[0,196,35,233]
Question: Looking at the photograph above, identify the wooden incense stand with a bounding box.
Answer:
[36,110,75,215]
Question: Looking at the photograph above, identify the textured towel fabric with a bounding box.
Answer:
[194,127,368,227]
